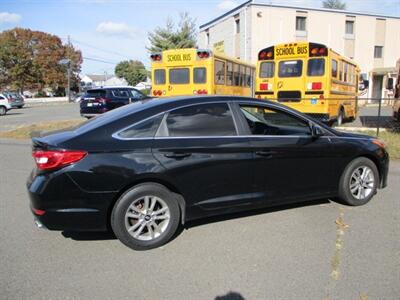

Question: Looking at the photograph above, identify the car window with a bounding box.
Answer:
[154,69,166,85]
[163,103,237,137]
[307,58,325,76]
[278,60,303,77]
[194,67,207,84]
[85,90,106,98]
[117,114,163,139]
[129,89,144,99]
[259,62,274,78]
[169,68,189,84]
[240,105,311,136]
[112,89,130,98]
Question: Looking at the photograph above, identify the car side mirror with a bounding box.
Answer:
[311,123,324,139]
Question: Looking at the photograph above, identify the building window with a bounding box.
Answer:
[206,31,210,45]
[296,16,306,31]
[235,18,240,34]
[345,20,354,35]
[374,46,383,58]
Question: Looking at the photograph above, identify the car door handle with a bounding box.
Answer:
[255,150,276,157]
[164,152,192,159]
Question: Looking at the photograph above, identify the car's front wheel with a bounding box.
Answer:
[0,106,7,116]
[111,183,181,250]
[338,157,379,206]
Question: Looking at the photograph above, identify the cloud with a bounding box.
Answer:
[217,0,238,11]
[96,21,138,38]
[0,12,22,24]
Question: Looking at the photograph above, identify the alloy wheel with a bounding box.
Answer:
[124,195,170,241]
[349,166,375,200]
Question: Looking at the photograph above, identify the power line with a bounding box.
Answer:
[83,57,118,65]
[71,38,132,60]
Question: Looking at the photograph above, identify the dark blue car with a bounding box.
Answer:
[80,87,147,118]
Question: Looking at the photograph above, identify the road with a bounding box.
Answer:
[0,139,399,300]
[0,103,81,132]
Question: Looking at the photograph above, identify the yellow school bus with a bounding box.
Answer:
[150,48,255,98]
[255,42,360,125]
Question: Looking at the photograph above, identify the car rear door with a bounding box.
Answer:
[234,102,335,204]
[151,102,258,220]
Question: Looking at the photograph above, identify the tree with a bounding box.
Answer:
[147,12,197,52]
[322,0,346,10]
[115,60,148,86]
[0,28,82,92]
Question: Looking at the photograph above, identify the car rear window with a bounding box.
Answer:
[194,67,207,84]
[85,90,106,98]
[278,60,303,77]
[169,68,189,84]
[307,59,325,76]
[154,69,166,85]
[117,114,163,139]
[259,62,274,78]
[111,90,130,98]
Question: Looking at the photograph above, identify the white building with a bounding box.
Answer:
[80,74,128,89]
[199,0,400,100]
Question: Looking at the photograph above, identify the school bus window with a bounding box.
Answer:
[339,61,343,81]
[259,62,274,78]
[278,60,303,77]
[307,58,325,76]
[154,69,166,84]
[331,60,338,78]
[214,60,225,85]
[233,63,240,86]
[169,68,189,84]
[239,65,246,86]
[226,62,233,85]
[344,63,348,82]
[194,67,207,84]
[245,67,252,87]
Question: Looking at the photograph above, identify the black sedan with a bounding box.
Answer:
[27,96,389,250]
[80,87,147,118]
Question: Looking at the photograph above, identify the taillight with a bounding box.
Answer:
[98,98,111,104]
[32,208,45,216]
[260,83,269,90]
[195,89,208,94]
[152,90,163,96]
[312,82,322,90]
[32,150,87,170]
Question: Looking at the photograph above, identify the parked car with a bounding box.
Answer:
[80,87,147,118]
[28,96,389,250]
[3,91,25,108]
[0,93,12,115]
[73,93,83,103]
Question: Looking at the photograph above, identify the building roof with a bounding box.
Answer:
[199,0,400,30]
[86,74,114,82]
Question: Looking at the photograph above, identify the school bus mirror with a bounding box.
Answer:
[386,78,394,90]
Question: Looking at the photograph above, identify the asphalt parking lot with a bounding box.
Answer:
[1,138,399,299]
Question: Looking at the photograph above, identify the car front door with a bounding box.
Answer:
[234,102,335,205]
[151,102,259,221]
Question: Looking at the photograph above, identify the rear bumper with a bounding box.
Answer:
[10,101,25,108]
[80,107,108,117]
[27,171,117,231]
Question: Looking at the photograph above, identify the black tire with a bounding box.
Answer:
[0,106,6,116]
[111,183,181,250]
[336,108,345,126]
[17,106,23,109]
[338,157,379,206]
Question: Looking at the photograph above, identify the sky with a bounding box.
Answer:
[0,0,399,75]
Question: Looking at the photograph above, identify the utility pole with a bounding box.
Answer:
[67,35,71,102]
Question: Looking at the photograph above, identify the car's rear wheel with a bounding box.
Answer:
[338,157,379,206]
[336,108,345,126]
[0,106,6,116]
[111,183,180,250]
